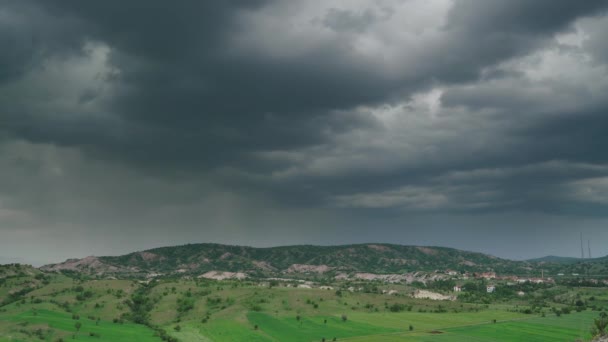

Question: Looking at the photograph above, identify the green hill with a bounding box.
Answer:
[1,264,603,342]
[527,256,584,264]
[40,243,538,278]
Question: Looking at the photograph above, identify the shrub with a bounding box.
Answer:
[591,312,608,337]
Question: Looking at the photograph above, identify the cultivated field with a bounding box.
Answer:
[0,270,603,341]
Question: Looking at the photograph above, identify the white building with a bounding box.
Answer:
[486,285,496,293]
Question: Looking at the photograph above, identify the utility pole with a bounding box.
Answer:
[580,232,584,259]
[588,240,592,259]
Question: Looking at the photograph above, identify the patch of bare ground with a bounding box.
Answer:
[461,260,477,266]
[417,247,438,255]
[253,261,276,271]
[367,244,390,251]
[286,264,332,273]
[198,271,248,280]
[412,290,454,301]
[138,252,165,262]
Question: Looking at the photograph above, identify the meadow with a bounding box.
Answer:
[0,270,603,341]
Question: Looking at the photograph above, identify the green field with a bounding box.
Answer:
[0,268,604,341]
[0,309,160,342]
[166,309,594,342]
[342,311,594,341]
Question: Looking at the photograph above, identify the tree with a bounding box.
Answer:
[341,314,348,322]
[74,322,82,332]
[592,312,608,337]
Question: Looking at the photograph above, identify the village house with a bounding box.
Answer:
[453,285,462,292]
[445,269,458,276]
[476,272,496,279]
[486,285,496,293]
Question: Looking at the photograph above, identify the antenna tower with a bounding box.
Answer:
[580,232,584,259]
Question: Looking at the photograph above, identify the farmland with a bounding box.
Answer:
[0,267,604,341]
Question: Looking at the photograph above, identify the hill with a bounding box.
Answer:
[528,255,608,279]
[527,256,584,264]
[40,243,537,278]
[0,266,602,342]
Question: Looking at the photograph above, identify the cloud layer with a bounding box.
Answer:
[2,0,608,264]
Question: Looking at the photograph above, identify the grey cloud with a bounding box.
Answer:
[447,0,608,33]
[581,15,608,64]
[2,1,608,262]
[322,8,385,33]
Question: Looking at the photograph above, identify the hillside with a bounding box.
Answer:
[527,255,583,264]
[529,255,608,279]
[0,267,602,342]
[40,243,537,278]
[0,264,50,306]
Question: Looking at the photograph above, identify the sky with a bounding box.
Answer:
[1,1,608,266]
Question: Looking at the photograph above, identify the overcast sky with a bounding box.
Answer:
[2,1,608,266]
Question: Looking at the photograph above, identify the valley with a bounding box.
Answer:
[2,244,608,341]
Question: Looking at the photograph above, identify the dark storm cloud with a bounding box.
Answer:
[321,8,385,33]
[4,0,604,150]
[3,0,602,174]
[1,0,606,186]
[581,15,608,64]
[448,0,608,33]
[0,1,84,83]
[436,0,608,83]
[2,0,608,262]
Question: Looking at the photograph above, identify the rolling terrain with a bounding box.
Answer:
[40,243,539,278]
[1,262,605,341]
[4,244,608,341]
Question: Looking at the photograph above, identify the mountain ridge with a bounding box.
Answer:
[39,242,536,278]
[527,255,608,264]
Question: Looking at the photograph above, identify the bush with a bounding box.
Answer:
[389,303,407,312]
[591,312,608,337]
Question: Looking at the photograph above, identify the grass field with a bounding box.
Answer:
[0,309,160,341]
[0,272,603,341]
[342,311,594,341]
[164,309,595,342]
